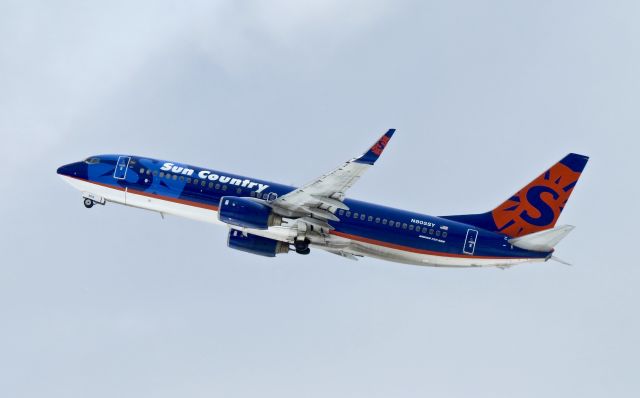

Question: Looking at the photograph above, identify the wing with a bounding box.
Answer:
[271,129,395,230]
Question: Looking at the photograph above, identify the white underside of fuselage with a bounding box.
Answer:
[60,175,544,268]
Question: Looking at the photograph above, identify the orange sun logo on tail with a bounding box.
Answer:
[491,162,583,238]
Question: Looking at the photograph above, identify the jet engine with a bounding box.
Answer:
[218,196,282,230]
[227,229,289,257]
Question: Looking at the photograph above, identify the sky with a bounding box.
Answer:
[1,0,639,397]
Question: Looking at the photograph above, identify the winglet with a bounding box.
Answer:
[354,129,396,165]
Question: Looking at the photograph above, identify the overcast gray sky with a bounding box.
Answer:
[1,1,639,397]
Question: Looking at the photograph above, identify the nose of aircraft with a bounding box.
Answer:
[57,162,83,177]
[57,163,73,176]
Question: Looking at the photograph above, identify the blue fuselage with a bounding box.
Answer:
[57,154,550,262]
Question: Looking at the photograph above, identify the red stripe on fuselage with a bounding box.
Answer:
[329,231,525,260]
[70,176,531,261]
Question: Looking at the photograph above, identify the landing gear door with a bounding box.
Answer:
[463,229,478,255]
[114,156,130,180]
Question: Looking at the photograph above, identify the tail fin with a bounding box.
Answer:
[443,153,589,238]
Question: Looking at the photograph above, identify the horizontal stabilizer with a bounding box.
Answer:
[551,256,572,266]
[508,225,575,252]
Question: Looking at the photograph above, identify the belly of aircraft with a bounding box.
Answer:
[337,241,540,268]
[62,176,544,268]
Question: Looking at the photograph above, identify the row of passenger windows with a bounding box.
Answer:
[336,209,448,237]
[139,167,245,194]
[135,166,445,237]
[137,167,278,200]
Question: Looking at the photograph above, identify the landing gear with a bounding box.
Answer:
[294,238,311,255]
[83,198,94,208]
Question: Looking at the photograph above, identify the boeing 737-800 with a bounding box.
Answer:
[57,130,589,268]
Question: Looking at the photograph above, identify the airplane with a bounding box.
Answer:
[56,130,589,268]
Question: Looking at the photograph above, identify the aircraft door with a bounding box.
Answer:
[108,156,131,205]
[463,229,478,255]
[114,156,130,180]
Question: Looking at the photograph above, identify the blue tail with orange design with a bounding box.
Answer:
[443,153,589,238]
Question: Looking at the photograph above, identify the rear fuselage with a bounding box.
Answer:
[57,154,551,267]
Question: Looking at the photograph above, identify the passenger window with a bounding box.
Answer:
[222,185,227,191]
[166,173,171,179]
[215,184,220,190]
[209,182,214,188]
[389,220,394,226]
[429,229,434,235]
[395,222,401,228]
[422,227,429,233]
[187,177,192,183]
[382,219,388,225]
[368,216,373,222]
[172,175,177,180]
[436,230,441,237]
[346,212,351,217]
[402,223,407,229]
[139,168,145,174]
[375,217,380,223]
[146,169,151,175]
[442,231,448,238]
[201,180,206,187]
[179,176,184,182]
[159,172,164,177]
[236,188,242,194]
[360,214,366,221]
[338,210,344,216]
[193,179,199,185]
[354,213,359,219]
[409,225,414,231]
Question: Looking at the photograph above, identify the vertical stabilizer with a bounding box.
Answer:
[443,153,589,237]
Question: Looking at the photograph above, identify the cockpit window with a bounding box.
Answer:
[84,157,100,164]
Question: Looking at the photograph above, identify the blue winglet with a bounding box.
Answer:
[354,129,396,165]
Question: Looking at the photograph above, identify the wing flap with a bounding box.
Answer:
[310,195,350,210]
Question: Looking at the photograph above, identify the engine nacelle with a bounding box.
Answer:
[218,196,282,230]
[227,230,289,257]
